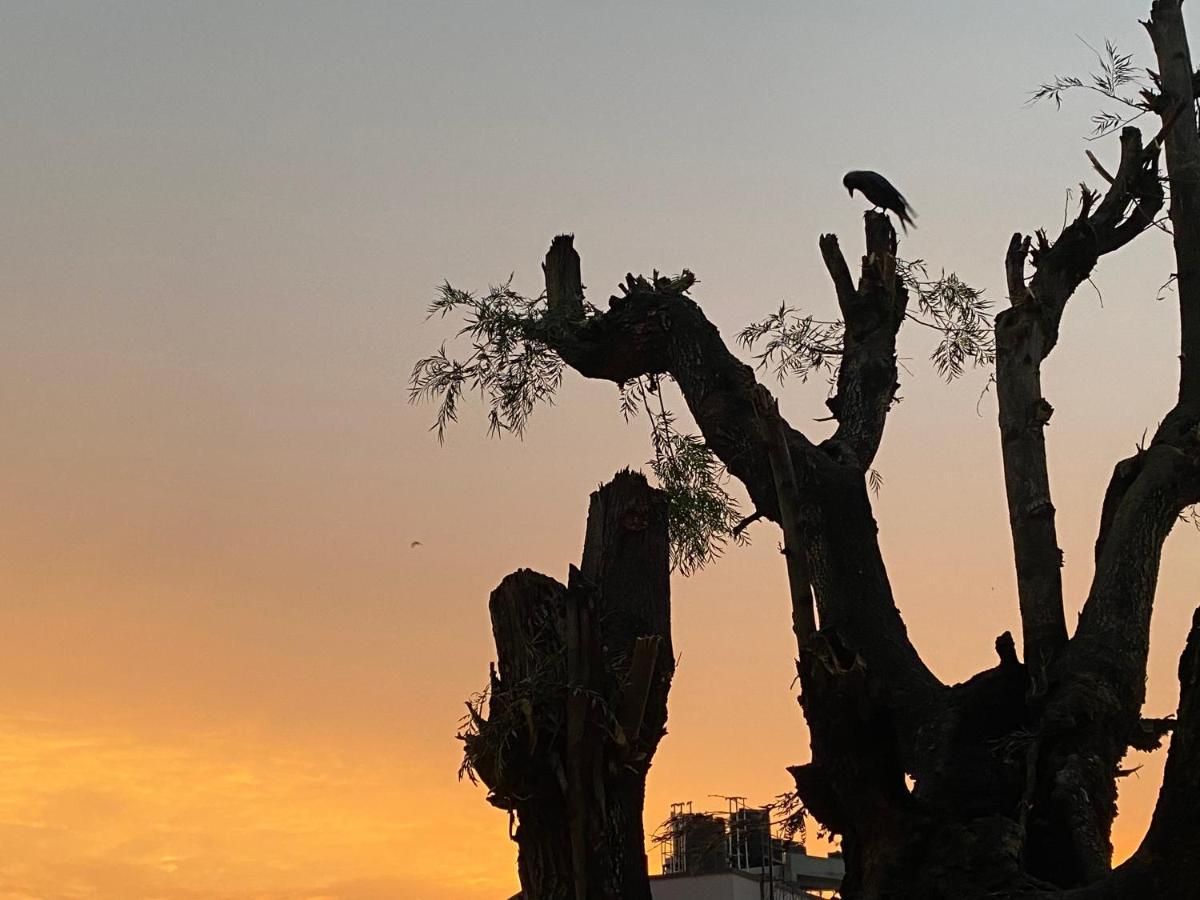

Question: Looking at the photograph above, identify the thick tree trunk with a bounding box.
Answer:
[526,202,1198,896]
[989,123,1167,888]
[440,5,1200,894]
[462,471,672,900]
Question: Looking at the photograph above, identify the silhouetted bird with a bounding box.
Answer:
[410,540,423,549]
[843,170,917,234]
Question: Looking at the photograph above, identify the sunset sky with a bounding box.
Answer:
[4,2,1200,898]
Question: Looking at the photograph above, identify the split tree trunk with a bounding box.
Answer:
[462,470,673,900]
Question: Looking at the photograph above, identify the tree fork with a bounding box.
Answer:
[424,18,1200,881]
[531,232,944,761]
[997,124,1164,676]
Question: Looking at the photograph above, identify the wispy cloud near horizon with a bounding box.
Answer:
[0,713,511,899]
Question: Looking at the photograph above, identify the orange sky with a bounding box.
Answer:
[3,2,1200,898]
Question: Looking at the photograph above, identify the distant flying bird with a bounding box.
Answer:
[410,540,423,549]
[843,170,917,234]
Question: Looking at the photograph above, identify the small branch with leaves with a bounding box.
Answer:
[642,386,748,575]
[737,258,991,412]
[412,264,746,574]
[409,280,565,442]
[1031,38,1152,138]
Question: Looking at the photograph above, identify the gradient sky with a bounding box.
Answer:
[4,2,1200,898]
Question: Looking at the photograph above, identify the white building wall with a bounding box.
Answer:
[650,872,781,900]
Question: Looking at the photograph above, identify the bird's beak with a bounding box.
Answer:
[846,187,854,197]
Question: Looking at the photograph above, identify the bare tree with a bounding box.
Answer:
[418,2,1200,895]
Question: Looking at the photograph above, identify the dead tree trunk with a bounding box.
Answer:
[422,3,1200,895]
[461,470,673,900]
[516,110,1193,890]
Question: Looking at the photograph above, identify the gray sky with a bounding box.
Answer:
[2,3,1196,897]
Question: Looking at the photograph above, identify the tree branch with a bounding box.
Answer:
[1133,604,1200,872]
[1146,0,1200,403]
[1063,0,1200,732]
[753,384,816,651]
[531,234,944,769]
[822,213,909,469]
[996,126,1164,674]
[1065,430,1200,720]
[543,233,585,321]
[819,233,857,309]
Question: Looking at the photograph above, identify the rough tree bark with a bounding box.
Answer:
[512,1,1200,877]
[439,2,1200,896]
[462,471,673,900]
[996,121,1168,886]
[998,122,1163,681]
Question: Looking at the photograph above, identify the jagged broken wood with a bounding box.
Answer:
[461,470,673,900]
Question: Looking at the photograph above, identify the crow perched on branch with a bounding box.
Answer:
[843,170,917,233]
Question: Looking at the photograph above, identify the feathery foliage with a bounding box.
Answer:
[899,259,995,381]
[868,467,884,497]
[622,375,746,575]
[772,789,813,843]
[648,405,745,576]
[738,261,992,385]
[1031,38,1150,138]
[1180,504,1200,532]
[412,278,743,573]
[736,304,845,384]
[409,279,563,441]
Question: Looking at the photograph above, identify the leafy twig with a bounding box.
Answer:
[1030,38,1152,139]
[410,279,564,442]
